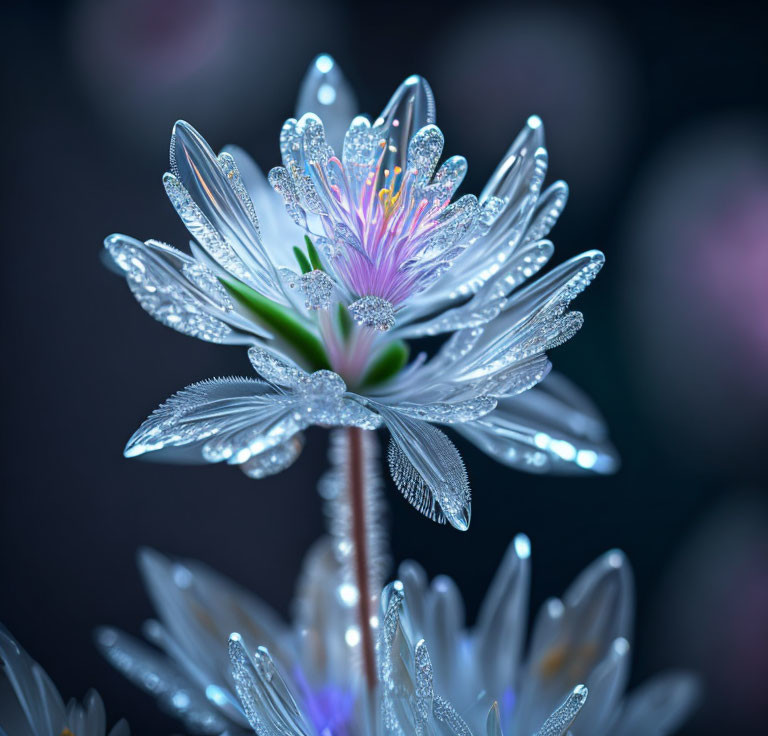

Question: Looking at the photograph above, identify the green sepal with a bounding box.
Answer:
[305,235,324,271]
[293,246,312,274]
[361,340,410,388]
[220,277,330,371]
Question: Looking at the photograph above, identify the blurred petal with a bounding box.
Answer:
[295,54,357,152]
[474,535,531,697]
[612,672,700,736]
[456,372,618,475]
[94,627,227,734]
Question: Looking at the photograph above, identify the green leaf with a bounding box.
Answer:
[220,277,330,371]
[293,246,312,274]
[361,340,410,388]
[305,235,324,271]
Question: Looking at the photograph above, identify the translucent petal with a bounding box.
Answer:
[221,145,303,267]
[342,116,381,186]
[373,74,436,182]
[105,234,267,344]
[378,405,471,530]
[228,635,311,736]
[430,155,468,199]
[481,115,546,204]
[396,239,553,338]
[123,378,285,462]
[425,575,465,697]
[514,551,633,733]
[295,54,357,152]
[0,624,66,735]
[94,627,229,734]
[474,535,531,698]
[394,397,497,424]
[575,637,631,733]
[137,549,289,690]
[291,538,364,694]
[612,672,700,736]
[169,121,285,302]
[522,181,569,246]
[455,372,618,475]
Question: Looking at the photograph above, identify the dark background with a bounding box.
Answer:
[1,1,767,734]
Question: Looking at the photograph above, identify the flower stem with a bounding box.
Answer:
[346,426,377,691]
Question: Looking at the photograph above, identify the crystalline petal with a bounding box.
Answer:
[523,181,569,245]
[123,378,285,462]
[533,685,589,736]
[394,397,497,424]
[268,166,306,227]
[406,124,444,185]
[373,75,436,181]
[429,155,468,199]
[163,173,258,287]
[105,234,267,344]
[481,115,545,204]
[217,152,262,238]
[342,116,381,185]
[169,122,285,302]
[228,635,311,736]
[377,405,471,530]
[454,372,618,475]
[248,346,309,388]
[474,534,531,699]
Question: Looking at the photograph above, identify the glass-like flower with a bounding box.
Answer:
[96,538,696,736]
[96,436,695,736]
[0,624,128,736]
[106,54,617,529]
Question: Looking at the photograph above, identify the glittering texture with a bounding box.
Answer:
[348,295,396,331]
[163,172,257,287]
[240,435,303,479]
[217,152,262,238]
[379,404,471,530]
[228,635,310,736]
[533,685,588,736]
[299,269,334,310]
[105,235,237,344]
